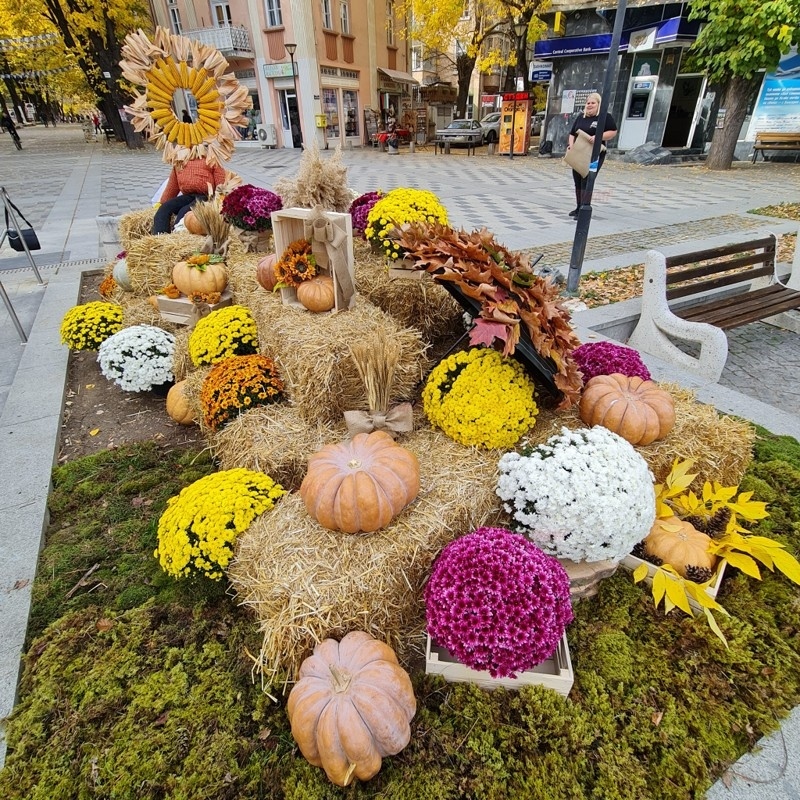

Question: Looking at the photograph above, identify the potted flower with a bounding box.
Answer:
[221,184,283,252]
[97,324,176,393]
[424,526,574,693]
[496,426,656,597]
[349,190,382,239]
[60,301,123,351]
[572,341,651,382]
[187,305,259,366]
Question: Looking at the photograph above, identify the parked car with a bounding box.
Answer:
[531,111,545,137]
[435,119,484,147]
[479,112,501,143]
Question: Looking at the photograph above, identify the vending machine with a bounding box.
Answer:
[498,92,532,156]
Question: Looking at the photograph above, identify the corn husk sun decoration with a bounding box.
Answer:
[121,27,252,165]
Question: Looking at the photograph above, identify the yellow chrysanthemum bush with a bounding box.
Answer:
[200,354,285,431]
[155,468,286,580]
[59,301,124,351]
[188,305,259,367]
[422,347,538,449]
[364,187,448,260]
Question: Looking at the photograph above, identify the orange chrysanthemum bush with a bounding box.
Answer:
[200,354,285,431]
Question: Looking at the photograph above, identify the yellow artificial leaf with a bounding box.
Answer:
[729,498,769,520]
[742,536,787,549]
[652,569,667,606]
[665,458,697,495]
[770,548,800,585]
[703,608,729,647]
[663,594,676,614]
[89,428,101,436]
[85,383,95,389]
[633,563,649,583]
[746,545,776,570]
[723,551,761,579]
[664,574,693,616]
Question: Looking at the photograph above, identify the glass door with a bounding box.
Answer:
[279,89,302,148]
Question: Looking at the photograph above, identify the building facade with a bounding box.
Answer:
[148,0,415,148]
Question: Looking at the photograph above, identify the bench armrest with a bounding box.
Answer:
[628,250,728,383]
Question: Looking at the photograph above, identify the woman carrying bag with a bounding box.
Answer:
[566,93,617,218]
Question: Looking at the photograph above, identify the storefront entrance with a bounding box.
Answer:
[662,74,706,149]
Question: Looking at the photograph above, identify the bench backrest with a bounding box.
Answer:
[665,235,776,301]
[755,132,800,143]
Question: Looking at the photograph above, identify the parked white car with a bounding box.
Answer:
[480,111,546,143]
[435,119,484,147]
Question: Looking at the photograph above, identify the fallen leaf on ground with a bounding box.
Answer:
[89,428,100,436]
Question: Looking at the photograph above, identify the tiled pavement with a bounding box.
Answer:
[1,125,800,797]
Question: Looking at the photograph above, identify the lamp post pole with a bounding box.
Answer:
[509,19,527,161]
[284,43,303,148]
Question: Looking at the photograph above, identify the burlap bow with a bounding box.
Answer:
[186,301,213,330]
[303,205,355,311]
[343,402,414,438]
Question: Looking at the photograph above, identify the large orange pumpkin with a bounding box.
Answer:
[297,275,335,312]
[166,380,196,426]
[183,210,206,236]
[579,373,675,446]
[644,516,717,578]
[287,631,416,787]
[256,253,278,291]
[172,259,227,296]
[300,430,420,533]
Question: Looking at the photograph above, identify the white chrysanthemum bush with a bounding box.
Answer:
[98,324,176,392]
[496,426,656,563]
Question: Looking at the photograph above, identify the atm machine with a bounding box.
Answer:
[617,77,658,150]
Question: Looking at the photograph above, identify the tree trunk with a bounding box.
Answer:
[705,74,761,170]
[456,52,477,119]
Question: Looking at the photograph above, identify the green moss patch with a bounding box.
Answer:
[2,435,800,798]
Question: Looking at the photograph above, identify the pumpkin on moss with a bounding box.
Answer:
[579,373,675,446]
[166,380,196,426]
[299,430,420,534]
[644,516,717,580]
[256,253,278,291]
[297,274,335,312]
[287,631,416,787]
[172,254,227,296]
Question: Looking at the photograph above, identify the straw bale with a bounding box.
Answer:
[120,297,181,332]
[244,294,430,425]
[224,248,265,300]
[171,327,193,382]
[353,239,463,342]
[209,404,345,489]
[125,232,206,294]
[119,208,156,250]
[228,425,501,685]
[519,383,754,486]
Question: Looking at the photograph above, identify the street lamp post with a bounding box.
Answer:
[509,19,527,161]
[284,43,303,148]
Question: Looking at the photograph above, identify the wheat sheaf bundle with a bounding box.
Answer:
[348,331,402,414]
[191,200,232,257]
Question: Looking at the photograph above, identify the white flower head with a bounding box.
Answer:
[496,426,655,563]
[98,325,176,392]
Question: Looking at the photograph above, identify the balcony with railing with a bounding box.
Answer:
[183,25,253,58]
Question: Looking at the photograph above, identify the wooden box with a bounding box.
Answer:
[620,553,727,613]
[156,289,233,325]
[425,633,574,697]
[271,207,356,312]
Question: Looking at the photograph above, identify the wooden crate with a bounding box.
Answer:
[425,633,574,697]
[271,207,356,312]
[156,289,233,325]
[620,553,727,613]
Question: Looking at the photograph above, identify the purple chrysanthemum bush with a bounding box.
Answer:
[573,341,651,383]
[425,526,574,679]
[221,185,283,232]
[349,191,382,238]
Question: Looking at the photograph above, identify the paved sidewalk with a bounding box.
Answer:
[0,125,799,796]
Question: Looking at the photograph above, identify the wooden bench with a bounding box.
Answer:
[751,131,800,162]
[101,125,117,144]
[628,234,800,382]
[433,138,477,156]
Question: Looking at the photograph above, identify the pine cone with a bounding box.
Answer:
[642,549,663,567]
[631,541,647,559]
[706,507,732,539]
[684,514,708,533]
[685,565,714,583]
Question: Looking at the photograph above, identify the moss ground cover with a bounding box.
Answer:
[1,432,799,798]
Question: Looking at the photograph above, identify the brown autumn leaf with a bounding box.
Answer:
[651,711,664,726]
[95,618,114,633]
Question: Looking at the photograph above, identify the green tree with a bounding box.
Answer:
[0,0,151,139]
[687,0,800,170]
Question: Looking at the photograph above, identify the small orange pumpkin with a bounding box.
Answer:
[256,253,278,291]
[297,275,335,312]
[172,259,227,296]
[287,631,416,787]
[644,516,717,578]
[147,295,160,310]
[300,430,420,533]
[166,380,196,426]
[183,210,206,236]
[579,373,675,446]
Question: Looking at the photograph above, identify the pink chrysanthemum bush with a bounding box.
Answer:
[573,341,651,382]
[425,526,574,679]
[349,190,382,238]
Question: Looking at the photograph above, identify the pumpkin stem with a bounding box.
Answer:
[347,459,361,470]
[328,664,353,693]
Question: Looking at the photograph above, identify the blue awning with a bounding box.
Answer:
[534,16,700,59]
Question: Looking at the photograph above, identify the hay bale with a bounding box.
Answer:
[119,208,156,250]
[353,239,463,342]
[125,232,206,294]
[171,327,193,382]
[244,294,430,425]
[228,425,500,685]
[224,248,264,300]
[520,383,754,486]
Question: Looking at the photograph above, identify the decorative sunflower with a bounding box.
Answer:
[120,26,252,166]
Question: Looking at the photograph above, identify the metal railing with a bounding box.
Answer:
[184,25,252,54]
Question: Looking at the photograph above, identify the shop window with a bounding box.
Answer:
[344,90,359,137]
[323,88,340,137]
